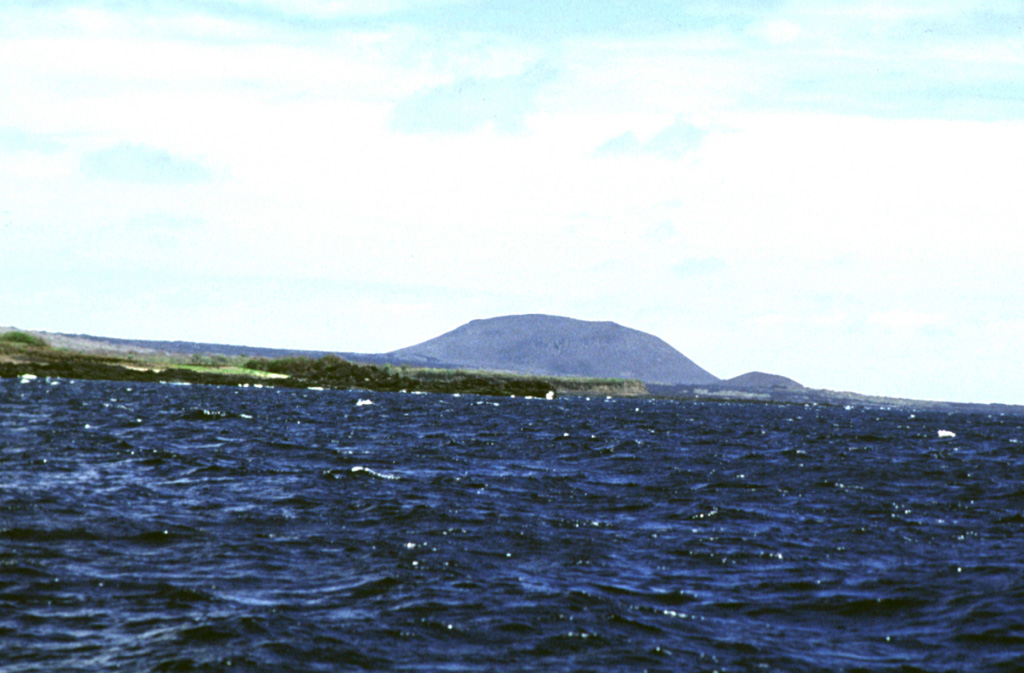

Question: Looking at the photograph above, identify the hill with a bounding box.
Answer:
[723,371,805,390]
[382,314,719,386]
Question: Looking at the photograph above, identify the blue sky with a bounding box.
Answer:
[2,1,1023,403]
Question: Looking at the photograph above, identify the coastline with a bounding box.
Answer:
[0,334,644,399]
[2,328,1020,414]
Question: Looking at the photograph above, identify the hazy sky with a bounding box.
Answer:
[3,1,1023,404]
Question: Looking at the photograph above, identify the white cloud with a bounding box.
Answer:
[229,0,470,20]
[392,63,557,133]
[751,19,801,45]
[596,117,706,158]
[0,127,64,153]
[81,144,211,183]
[868,310,951,333]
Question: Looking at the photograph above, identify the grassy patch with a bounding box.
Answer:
[168,364,288,379]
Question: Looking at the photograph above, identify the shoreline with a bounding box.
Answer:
[2,329,1020,414]
[0,337,645,399]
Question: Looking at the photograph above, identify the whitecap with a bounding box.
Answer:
[351,466,398,480]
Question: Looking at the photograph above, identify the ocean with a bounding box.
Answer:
[2,377,1022,672]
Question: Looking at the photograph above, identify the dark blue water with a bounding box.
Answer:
[2,377,1023,672]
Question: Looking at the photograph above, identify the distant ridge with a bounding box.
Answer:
[383,314,719,386]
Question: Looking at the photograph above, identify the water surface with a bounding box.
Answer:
[2,378,1022,671]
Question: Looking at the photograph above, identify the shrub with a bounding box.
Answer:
[0,331,48,347]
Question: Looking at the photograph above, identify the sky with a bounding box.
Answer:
[2,1,1023,404]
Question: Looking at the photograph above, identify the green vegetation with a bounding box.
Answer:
[373,364,646,396]
[167,364,286,379]
[126,352,250,369]
[0,331,48,348]
[243,355,557,397]
[115,352,279,379]
[240,356,647,397]
[1,340,646,399]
